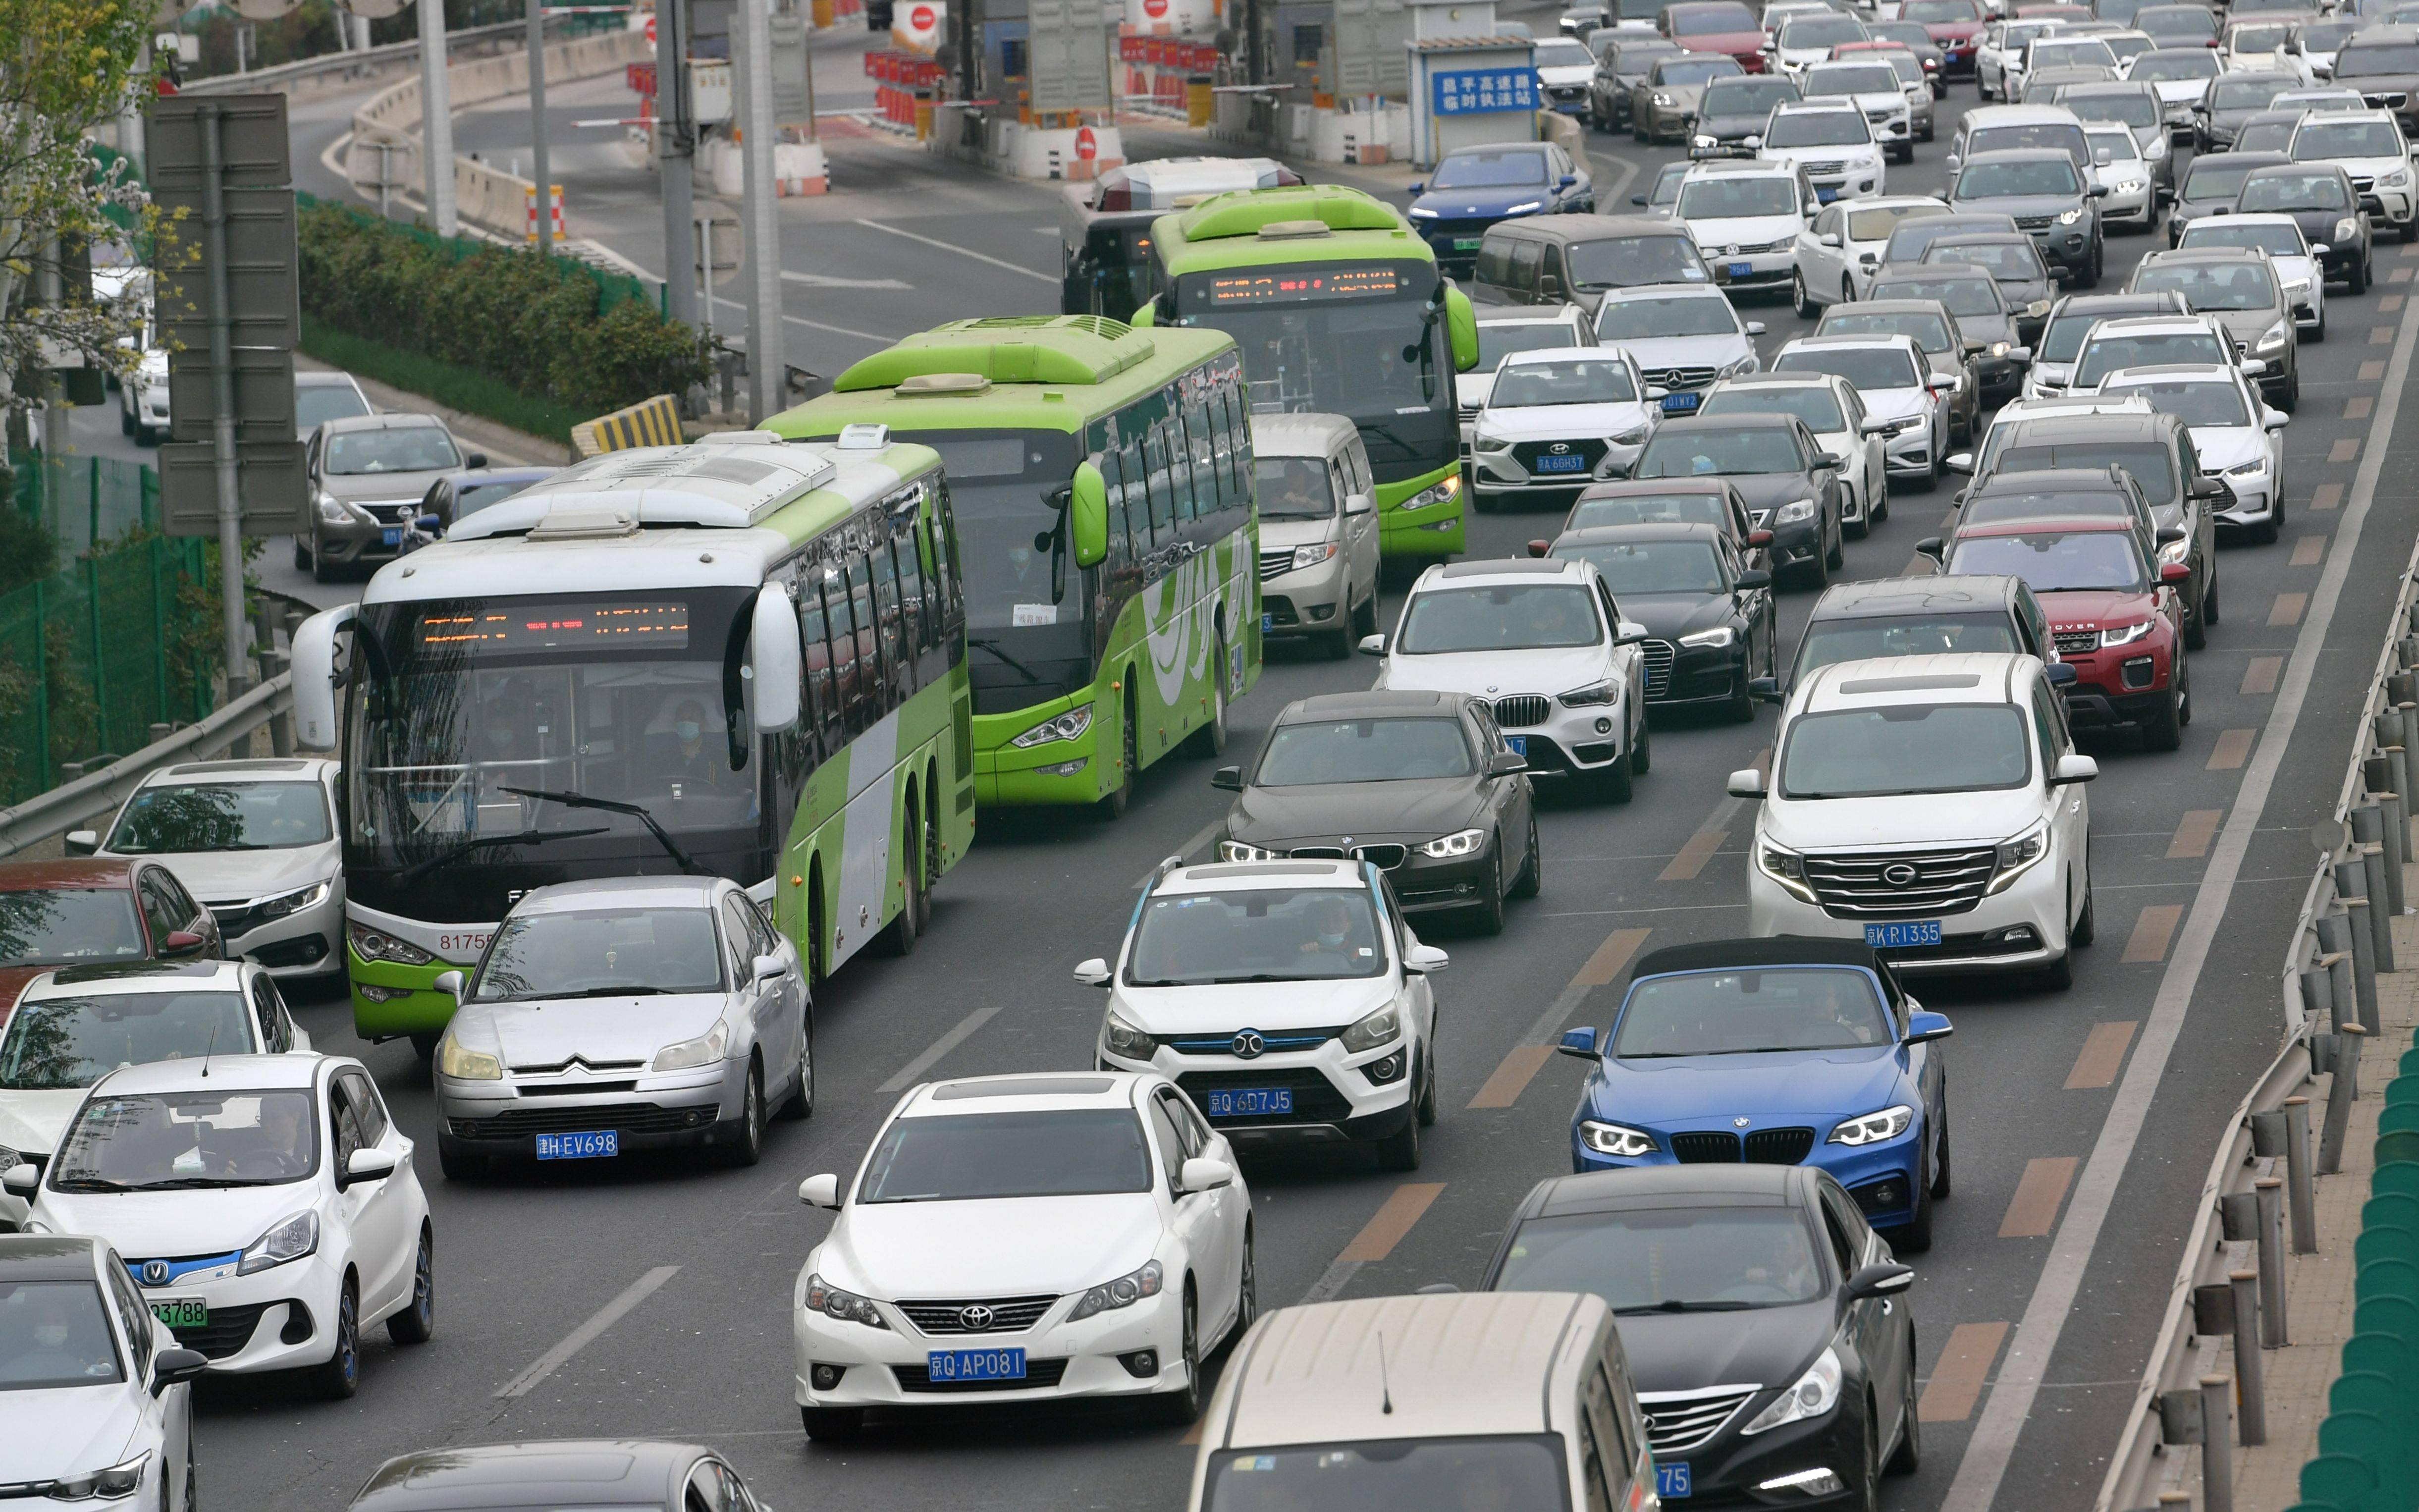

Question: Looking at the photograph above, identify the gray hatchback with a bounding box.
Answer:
[1947,148,2109,285]
[302,413,482,582]
[349,1442,761,1512]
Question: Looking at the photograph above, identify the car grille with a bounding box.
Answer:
[896,1295,1059,1335]
[208,899,275,937]
[1257,547,1296,579]
[1421,217,1495,244]
[2014,213,2058,230]
[168,1301,275,1360]
[1550,83,1587,100]
[1801,844,1997,919]
[1511,438,1608,475]
[1287,843,1411,869]
[510,1056,648,1074]
[1641,640,1677,698]
[2354,176,2376,192]
[1865,107,1899,121]
[1166,1026,1345,1055]
[1733,237,1794,254]
[1804,159,1847,175]
[1667,1128,1818,1163]
[1176,1068,1355,1124]
[893,1357,1071,1392]
[1671,1131,1744,1162]
[2054,630,2099,655]
[448,1102,709,1138]
[1641,1385,1761,1454]
[354,499,422,526]
[1493,694,1552,728]
[1647,365,1720,391]
[1747,1127,1818,1163]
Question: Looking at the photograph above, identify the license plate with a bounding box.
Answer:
[1535,453,1588,473]
[1261,611,1274,632]
[1204,1087,1294,1118]
[1662,391,1701,413]
[1729,260,1755,277]
[929,1348,1025,1381]
[1453,237,1483,250]
[1658,1462,1693,1499]
[380,526,403,547]
[1505,734,1528,756]
[1865,920,1944,948]
[535,1130,619,1160]
[1817,187,1840,203]
[150,1297,207,1330]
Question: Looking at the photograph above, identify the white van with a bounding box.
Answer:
[1186,1291,1658,1512]
[1250,413,1382,658]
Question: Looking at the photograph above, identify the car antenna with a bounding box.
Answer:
[200,1018,217,1079]
[1377,1332,1394,1415]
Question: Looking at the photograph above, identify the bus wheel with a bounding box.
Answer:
[1186,646,1230,757]
[806,882,830,990]
[882,816,921,957]
[1097,695,1137,821]
[916,807,940,934]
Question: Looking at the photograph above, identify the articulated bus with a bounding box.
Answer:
[1133,184,1480,563]
[1059,157,1302,324]
[291,432,973,1046]
[767,316,1261,817]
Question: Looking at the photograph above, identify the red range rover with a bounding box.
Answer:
[1902,0,1985,78]
[1661,0,1769,70]
[1934,515,2192,749]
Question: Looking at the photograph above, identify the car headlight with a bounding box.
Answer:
[1756,840,1817,902]
[1559,680,1619,707]
[805,1274,891,1329]
[436,1035,502,1080]
[1506,200,1544,215]
[1011,703,1094,748]
[315,494,351,526]
[651,1020,729,1072]
[2384,166,2412,189]
[1742,1347,1844,1435]
[1827,1104,1916,1145]
[2338,216,2361,242]
[1217,839,1282,861]
[1068,1258,1165,1321]
[1401,475,1461,510]
[1341,1003,1404,1054]
[2226,457,2269,478]
[1290,542,1340,572]
[1678,625,1735,648]
[1774,498,1817,523]
[1653,91,1675,104]
[2157,533,2192,565]
[252,880,330,923]
[1420,827,1487,858]
[2057,206,2083,224]
[348,922,432,966]
[2113,179,2145,195]
[1608,422,1652,447]
[2257,320,2290,351]
[1694,133,1720,148]
[1989,819,2050,893]
[237,1210,319,1276]
[1103,1012,1157,1059]
[46,1455,149,1502]
[1578,1119,1659,1157]
[1474,433,1514,453]
[2101,617,2157,647]
[1720,355,1759,378]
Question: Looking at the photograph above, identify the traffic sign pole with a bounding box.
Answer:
[528,0,553,257]
[198,104,249,697]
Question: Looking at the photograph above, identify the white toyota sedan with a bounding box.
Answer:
[791,1071,1251,1439]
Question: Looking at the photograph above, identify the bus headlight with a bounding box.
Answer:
[1011,703,1094,748]
[1400,476,1462,511]
[348,922,432,966]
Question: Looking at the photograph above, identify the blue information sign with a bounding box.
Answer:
[1431,66,1539,115]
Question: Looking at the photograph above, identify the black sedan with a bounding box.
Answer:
[1547,522,1775,720]
[1617,415,1851,590]
[1543,476,1774,572]
[2165,150,2290,247]
[2239,163,2375,293]
[1483,1166,1920,1512]
[1211,690,1538,933]
[349,1442,764,1512]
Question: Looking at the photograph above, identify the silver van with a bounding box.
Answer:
[1187,1291,1658,1512]
[1251,413,1383,658]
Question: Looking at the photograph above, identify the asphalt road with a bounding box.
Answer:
[170,44,2419,1512]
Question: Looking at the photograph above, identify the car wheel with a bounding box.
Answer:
[311,540,338,584]
[2349,253,2369,295]
[800,1406,864,1442]
[1376,1096,1423,1170]
[1896,1154,1937,1252]
[2039,940,2074,991]
[1232,1227,1258,1343]
[780,1012,814,1120]
[1855,1405,1884,1512]
[308,1277,361,1400]
[291,538,310,572]
[1353,592,1378,638]
[2072,868,2096,948]
[1509,810,1543,899]
[882,819,920,956]
[1470,849,1505,935]
[1931,1076,1953,1196]
[1632,117,1650,142]
[2142,675,2184,752]
[1417,1042,1439,1128]
[1886,1341,1924,1475]
[181,1435,196,1512]
[1594,741,1636,804]
[1798,540,1830,591]
[2203,566,2219,627]
[1825,515,1845,571]
[1845,490,1870,540]
[1871,480,1889,523]
[2184,587,2207,651]
[720,1061,765,1168]
[2403,215,2418,244]
[2252,498,2281,546]
[1147,1288,1204,1425]
[388,1224,434,1344]
[1631,700,1652,773]
[1793,269,1818,319]
[135,424,157,447]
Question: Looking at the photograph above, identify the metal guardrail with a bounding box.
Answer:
[2096,529,2419,1512]
[175,17,567,97]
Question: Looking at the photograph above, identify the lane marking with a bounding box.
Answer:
[2241,655,2282,695]
[2166,809,2222,860]
[2063,1021,2138,1090]
[2000,1157,2081,1239]
[2314,482,2346,510]
[2359,360,2388,380]
[1922,1322,2010,1422]
[2394,267,2416,284]
[1575,926,1655,988]
[2291,536,2328,566]
[494,1266,681,1398]
[2348,397,2376,420]
[1657,829,1728,882]
[877,1003,1004,1092]
[2370,325,2396,344]
[1469,1045,1556,1109]
[2207,728,2257,769]
[1132,820,1223,889]
[1945,226,2419,1512]
[2385,295,2407,313]
[1301,1183,1448,1304]
[2330,438,2363,463]
[2122,904,2184,963]
[853,218,1056,282]
[781,269,913,291]
[2270,591,2309,625]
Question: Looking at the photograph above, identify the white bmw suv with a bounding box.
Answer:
[1363,557,1652,802]
[1730,652,2099,988]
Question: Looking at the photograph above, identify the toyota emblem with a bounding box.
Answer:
[1733,1116,1753,1128]
[1233,1030,1267,1059]
[142,1260,168,1287]
[957,1304,996,1331]
[1882,863,1920,887]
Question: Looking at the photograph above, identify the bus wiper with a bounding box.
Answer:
[502,788,710,876]
[1614,1299,1757,1314]
[394,826,611,886]
[968,637,1042,683]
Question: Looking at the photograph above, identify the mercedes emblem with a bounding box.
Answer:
[1882,863,1920,887]
[1232,1029,1267,1059]
[958,1304,996,1331]
[1733,1116,1752,1129]
[1666,370,1687,387]
[142,1259,169,1287]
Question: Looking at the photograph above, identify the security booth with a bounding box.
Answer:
[1403,0,1538,168]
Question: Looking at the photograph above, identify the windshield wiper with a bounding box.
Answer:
[393,826,611,886]
[572,985,671,996]
[49,1176,134,1192]
[968,636,1042,683]
[1614,1298,1759,1314]
[502,788,709,876]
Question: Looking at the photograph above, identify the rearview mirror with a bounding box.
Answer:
[1845,1261,1918,1300]
[2311,242,2331,255]
[1560,172,1581,188]
[1745,320,1768,335]
[150,1348,208,1397]
[1074,957,1112,986]
[2160,560,2192,584]
[2263,408,2288,431]
[1358,633,1389,656]
[1346,490,1375,515]
[2096,146,2113,165]
[1528,539,1552,558]
[1735,567,1772,590]
[1179,1156,1236,1193]
[2052,752,2099,785]
[1646,384,1669,400]
[2190,474,2225,499]
[799,1173,842,1209]
[432,969,465,999]
[2089,184,2108,198]
[754,953,786,982]
[290,603,359,751]
[1726,767,1768,798]
[1945,452,1974,474]
[1816,452,1844,469]
[1070,460,1110,569]
[749,582,803,733]
[1632,192,1650,205]
[1211,765,1244,790]
[1488,749,1530,776]
[1406,943,1451,973]
[1915,536,1945,561]
[1411,181,1427,196]
[1558,1026,1601,1060]
[62,829,98,856]
[1945,152,1961,172]
[2046,660,2078,687]
[0,1163,35,1197]
[342,1148,397,1188]
[1615,619,1651,645]
[2241,358,2266,377]
[463,450,489,470]
[1749,528,1774,546]
[161,930,206,957]
[1820,231,1843,247]
[1744,134,1763,149]
[2157,524,2186,545]
[1964,338,1987,354]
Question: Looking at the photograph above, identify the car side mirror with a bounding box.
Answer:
[2007,345,2033,363]
[2311,242,2331,255]
[1745,320,1768,335]
[1211,765,1245,791]
[1346,491,1375,515]
[1615,619,1651,646]
[753,953,786,982]
[1735,567,1772,590]
[63,829,98,856]
[339,1148,397,1191]
[1915,536,1945,562]
[1178,1156,1236,1193]
[1559,172,1581,188]
[431,969,464,1000]
[1074,956,1112,987]
[151,1348,209,1397]
[161,929,206,957]
[1727,767,1768,797]
[1859,417,1903,436]
[1816,452,1844,469]
[1945,452,1974,474]
[1488,749,1530,777]
[462,450,488,470]
[2089,184,2110,197]
[2160,560,2192,584]
[1558,1026,1601,1060]
[1749,528,1774,546]
[1,1163,35,1196]
[1820,231,1843,247]
[2263,408,2289,431]
[1528,539,1552,558]
[2241,358,2266,377]
[1632,192,1650,205]
[1410,181,1427,195]
[1406,943,1451,974]
[1750,675,1784,705]
[2046,660,2078,686]
[2156,523,2187,545]
[2053,752,2099,785]
[1845,1261,1918,1300]
[1358,633,1388,656]
[1945,152,1962,171]
[798,1173,842,1209]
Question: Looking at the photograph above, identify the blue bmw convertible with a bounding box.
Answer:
[1559,937,1954,1248]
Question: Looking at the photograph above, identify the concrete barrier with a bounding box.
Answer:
[570,393,685,458]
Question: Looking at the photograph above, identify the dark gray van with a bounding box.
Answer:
[1472,214,1720,314]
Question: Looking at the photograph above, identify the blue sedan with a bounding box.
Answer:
[1407,143,1595,273]
[1559,937,1953,1248]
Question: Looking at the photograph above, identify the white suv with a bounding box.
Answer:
[1729,652,2099,987]
[1758,101,1889,203]
[1079,858,1446,1171]
[2287,109,2417,242]
[1363,557,1652,801]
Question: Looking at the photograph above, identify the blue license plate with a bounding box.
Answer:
[1262,611,1274,632]
[1205,1088,1294,1118]
[928,1348,1025,1381]
[1728,260,1754,277]
[535,1130,619,1160]
[1817,187,1840,203]
[1864,920,1943,948]
[1535,453,1588,473]
[1659,1462,1693,1499]
[1662,391,1701,414]
[380,526,403,547]
[1505,734,1528,756]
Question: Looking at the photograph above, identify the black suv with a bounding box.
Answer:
[1772,572,2063,693]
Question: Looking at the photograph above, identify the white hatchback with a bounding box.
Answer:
[1792,193,1950,309]
[791,1071,1252,1438]
[1469,347,1662,507]
[2098,363,2290,540]
[2173,214,2325,333]
[1772,332,1947,488]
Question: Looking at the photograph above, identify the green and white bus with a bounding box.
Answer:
[1135,184,1480,562]
[289,432,973,1046]
[767,316,1260,816]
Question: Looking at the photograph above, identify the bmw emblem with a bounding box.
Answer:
[1232,1030,1267,1059]
[1733,1116,1752,1129]
[958,1304,996,1331]
[1882,863,1920,887]
[142,1260,168,1287]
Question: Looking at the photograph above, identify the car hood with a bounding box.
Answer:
[454,995,731,1070]
[1763,783,2044,847]
[1858,384,1933,421]
[1116,974,1399,1036]
[1590,1043,1907,1125]
[1812,88,1908,113]
[319,469,457,505]
[1650,81,1716,108]
[1542,63,1598,84]
[1950,193,2085,220]
[1925,20,1981,41]
[2198,305,2281,342]
[1228,778,1486,845]
[1622,590,1742,639]
[114,845,336,906]
[2189,424,2267,469]
[2148,78,2212,103]
[822,1192,1167,1300]
[1414,188,1553,216]
[1381,645,1615,701]
[1607,332,1757,370]
[1712,472,1825,512]
[1680,30,1765,54]
[0,1388,143,1484]
[2173,190,2246,217]
[35,1181,320,1261]
[1683,213,1806,247]
[1616,1301,1837,1395]
[2034,585,2162,631]
[1477,401,1656,440]
[1260,516,1344,549]
[1953,309,2018,343]
[0,1089,88,1160]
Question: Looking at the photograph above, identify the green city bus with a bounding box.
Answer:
[1134,184,1479,562]
[767,316,1261,816]
[289,433,974,1045]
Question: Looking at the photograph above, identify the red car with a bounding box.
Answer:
[1924,515,2193,748]
[1903,0,1984,77]
[1661,0,1768,70]
[0,858,226,1023]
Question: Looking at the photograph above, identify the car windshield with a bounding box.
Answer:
[1766,109,1871,145]
[1700,384,1848,430]
[2211,76,2288,107]
[1496,1207,1827,1311]
[51,1088,319,1190]
[1567,233,1713,288]
[1970,122,2091,162]
[0,891,146,969]
[1255,456,1339,519]
[324,428,460,475]
[1476,321,1585,374]
[1846,203,1943,242]
[1775,345,1924,388]
[1794,614,2021,677]
[2070,89,2160,126]
[1126,887,1388,985]
[1597,293,1738,339]
[2181,158,2263,198]
[1875,275,1999,317]
[2075,331,2227,386]
[2140,6,2216,36]
[1809,63,1903,92]
[1613,965,1894,1053]
[1994,440,2175,503]
[2295,120,2404,158]
[1703,78,1801,114]
[2241,169,2350,210]
[455,476,546,519]
[2133,261,2277,310]
[2036,37,2118,63]
[1679,176,1803,218]
[1947,528,2148,590]
[1432,149,1550,189]
[471,906,726,1001]
[1673,1,1756,33]
[1398,583,1605,652]
[1925,239,2044,278]
[1906,0,1981,19]
[1491,356,1640,407]
[1203,1438,1572,1512]
[2235,118,2301,152]
[1254,718,1475,785]
[2301,20,2360,48]
[1571,489,1733,529]
[104,780,331,853]
[1820,309,1954,351]
[1639,426,1806,476]
[1966,485,2134,524]
[2109,378,2253,427]
[2178,221,2307,258]
[1958,158,2083,196]
[294,385,370,435]
[1783,14,1869,44]
[1537,38,1596,64]
[1780,702,2032,797]
[2131,49,2218,79]
[0,1282,121,1391]
[2229,23,2294,49]
[2333,41,2419,72]
[2087,126,2142,160]
[1649,162,1690,209]
[1558,539,1727,594]
[0,990,254,1091]
[1660,55,1743,82]
[858,1108,1154,1202]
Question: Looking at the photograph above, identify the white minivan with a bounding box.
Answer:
[1251,413,1382,659]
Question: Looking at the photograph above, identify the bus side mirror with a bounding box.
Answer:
[750,583,804,732]
[1071,461,1110,569]
[1129,296,1159,328]
[1446,282,1480,372]
[290,603,358,752]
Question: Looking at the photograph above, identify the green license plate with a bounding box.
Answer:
[150,1297,207,1329]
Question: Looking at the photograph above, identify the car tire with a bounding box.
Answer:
[1594,742,1636,804]
[1470,849,1505,935]
[308,1277,361,1400]
[1631,701,1651,774]
[2202,567,2219,627]
[1798,541,1830,591]
[2039,943,2074,991]
[1931,1078,1953,1197]
[1417,1043,1439,1128]
[292,538,310,572]
[719,1061,765,1168]
[800,1406,864,1442]
[2142,679,2184,752]
[311,542,338,584]
[1509,811,1542,898]
[1232,1226,1258,1344]
[2402,215,2418,244]
[780,1013,814,1120]
[2349,254,2369,295]
[1871,482,1889,523]
[1632,118,1650,143]
[1896,1156,1936,1252]
[881,826,920,956]
[1855,1408,1884,1512]
[1353,593,1379,638]
[181,1435,196,1512]
[1886,1341,1924,1475]
[2251,501,2281,546]
[1376,1099,1423,1170]
[1825,516,1845,571]
[2072,872,2096,948]
[387,1224,434,1345]
[1147,1289,1204,1425]
[135,424,157,447]
[1727,677,1756,723]
[1793,269,1818,319]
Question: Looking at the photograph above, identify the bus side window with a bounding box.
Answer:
[1097,445,1132,564]
[1163,415,1198,523]
[1142,424,1175,538]
[846,551,885,728]
[816,563,862,733]
[1221,384,1249,505]
[896,515,931,651]
[1183,395,1218,524]
[869,533,909,697]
